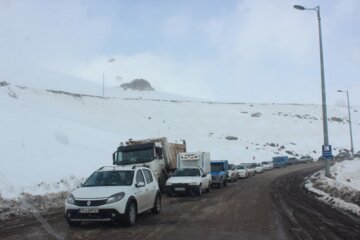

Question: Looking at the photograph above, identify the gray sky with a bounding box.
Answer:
[0,0,359,105]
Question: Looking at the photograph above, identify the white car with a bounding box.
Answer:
[235,164,249,178]
[268,161,274,169]
[245,163,256,176]
[65,166,161,227]
[255,163,264,173]
[261,161,272,171]
[165,167,211,196]
[226,164,238,182]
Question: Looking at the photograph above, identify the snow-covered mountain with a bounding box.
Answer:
[0,79,359,199]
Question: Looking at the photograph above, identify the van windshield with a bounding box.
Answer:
[173,168,200,177]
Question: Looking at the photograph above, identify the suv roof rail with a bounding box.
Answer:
[97,166,117,171]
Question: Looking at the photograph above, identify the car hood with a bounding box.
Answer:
[167,176,201,184]
[72,186,131,199]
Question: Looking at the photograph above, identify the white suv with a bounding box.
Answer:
[65,166,161,227]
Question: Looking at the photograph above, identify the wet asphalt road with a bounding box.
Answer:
[1,163,360,240]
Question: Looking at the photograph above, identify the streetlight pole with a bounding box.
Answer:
[294,5,331,177]
[103,58,115,98]
[337,90,354,156]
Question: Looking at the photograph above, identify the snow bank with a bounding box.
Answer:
[304,159,360,216]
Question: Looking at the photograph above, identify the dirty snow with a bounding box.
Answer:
[305,159,360,216]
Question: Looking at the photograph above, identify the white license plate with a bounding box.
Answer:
[174,187,186,191]
[79,208,99,214]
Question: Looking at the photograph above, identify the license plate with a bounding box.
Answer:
[174,187,186,191]
[79,208,99,214]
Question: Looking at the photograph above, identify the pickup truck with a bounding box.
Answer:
[210,160,228,188]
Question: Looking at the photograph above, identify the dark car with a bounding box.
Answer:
[334,151,351,160]
[288,157,299,165]
[318,155,334,161]
[354,151,360,158]
[299,155,314,163]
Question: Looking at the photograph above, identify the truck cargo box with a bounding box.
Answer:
[177,152,211,174]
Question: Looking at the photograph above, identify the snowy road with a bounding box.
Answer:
[1,163,360,240]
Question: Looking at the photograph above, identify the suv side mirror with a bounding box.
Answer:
[202,174,207,178]
[136,181,145,188]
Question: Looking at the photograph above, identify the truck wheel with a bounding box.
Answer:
[223,180,227,187]
[196,185,202,196]
[123,201,137,226]
[158,172,168,193]
[151,194,161,214]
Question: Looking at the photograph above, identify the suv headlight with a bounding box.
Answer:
[166,182,172,186]
[188,182,198,185]
[106,192,125,204]
[66,194,75,205]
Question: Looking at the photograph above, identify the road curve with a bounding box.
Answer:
[272,164,360,240]
[1,163,360,240]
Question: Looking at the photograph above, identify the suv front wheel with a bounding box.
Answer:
[123,201,137,226]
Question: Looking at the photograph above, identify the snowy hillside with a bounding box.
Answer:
[0,81,359,199]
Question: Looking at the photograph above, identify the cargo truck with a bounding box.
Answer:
[272,156,288,168]
[165,152,212,196]
[112,137,186,190]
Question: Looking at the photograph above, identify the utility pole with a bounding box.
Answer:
[294,5,331,177]
[102,72,105,98]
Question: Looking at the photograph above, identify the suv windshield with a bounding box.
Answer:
[173,168,200,177]
[236,165,244,169]
[83,170,134,187]
[211,164,224,172]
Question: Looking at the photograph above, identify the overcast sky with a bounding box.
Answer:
[0,0,359,105]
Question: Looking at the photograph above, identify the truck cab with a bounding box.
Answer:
[112,138,186,190]
[210,160,228,188]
